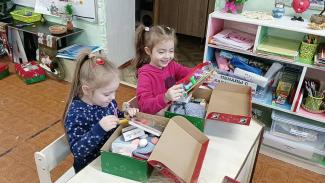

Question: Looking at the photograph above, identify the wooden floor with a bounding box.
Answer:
[0,57,324,182]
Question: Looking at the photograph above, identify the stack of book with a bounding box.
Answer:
[211,29,255,50]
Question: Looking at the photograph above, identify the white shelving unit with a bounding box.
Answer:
[204,11,325,174]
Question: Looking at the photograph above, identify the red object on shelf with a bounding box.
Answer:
[292,0,310,13]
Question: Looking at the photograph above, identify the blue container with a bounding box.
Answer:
[272,7,285,18]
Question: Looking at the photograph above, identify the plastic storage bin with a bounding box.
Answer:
[271,110,325,151]
[264,131,325,166]
[10,9,41,23]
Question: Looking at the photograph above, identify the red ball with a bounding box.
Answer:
[292,0,310,13]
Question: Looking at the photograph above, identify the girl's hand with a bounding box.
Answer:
[205,70,217,83]
[126,108,139,117]
[99,115,118,132]
[164,84,184,102]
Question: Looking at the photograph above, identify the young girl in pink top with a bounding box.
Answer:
[134,25,192,115]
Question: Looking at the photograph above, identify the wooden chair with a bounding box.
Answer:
[34,134,75,183]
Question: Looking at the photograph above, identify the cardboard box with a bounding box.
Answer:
[165,88,212,132]
[167,83,252,127]
[0,63,9,79]
[206,83,252,125]
[15,61,46,84]
[101,112,209,183]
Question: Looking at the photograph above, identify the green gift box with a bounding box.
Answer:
[100,113,209,183]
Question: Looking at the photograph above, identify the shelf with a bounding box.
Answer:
[253,89,291,111]
[7,20,83,40]
[296,108,325,124]
[211,11,325,37]
[208,43,325,71]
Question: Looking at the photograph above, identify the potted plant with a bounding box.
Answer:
[224,0,248,14]
[64,4,73,31]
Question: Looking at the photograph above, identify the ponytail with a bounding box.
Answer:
[133,24,177,76]
[134,25,151,73]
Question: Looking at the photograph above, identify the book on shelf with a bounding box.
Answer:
[212,29,255,51]
[56,44,102,60]
[256,36,300,60]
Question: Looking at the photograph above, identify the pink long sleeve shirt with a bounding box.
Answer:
[136,60,192,114]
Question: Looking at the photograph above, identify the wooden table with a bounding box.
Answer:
[67,119,263,183]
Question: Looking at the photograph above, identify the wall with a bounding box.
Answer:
[215,0,321,19]
[13,0,106,46]
[45,0,106,47]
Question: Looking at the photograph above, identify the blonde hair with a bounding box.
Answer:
[62,50,119,125]
[133,24,177,72]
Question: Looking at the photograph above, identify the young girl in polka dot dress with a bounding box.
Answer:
[62,50,138,173]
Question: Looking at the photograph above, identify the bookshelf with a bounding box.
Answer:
[204,11,325,174]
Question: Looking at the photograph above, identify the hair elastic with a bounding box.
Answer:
[144,26,150,32]
[95,58,105,65]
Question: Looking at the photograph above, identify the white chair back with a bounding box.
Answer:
[34,134,75,183]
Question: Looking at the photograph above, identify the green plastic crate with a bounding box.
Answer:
[10,9,41,23]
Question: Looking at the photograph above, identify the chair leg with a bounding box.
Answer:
[34,152,53,183]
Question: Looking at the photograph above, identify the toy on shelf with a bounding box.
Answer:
[272,0,285,18]
[177,62,214,95]
[273,67,299,105]
[291,0,310,21]
[15,61,46,84]
[310,1,325,28]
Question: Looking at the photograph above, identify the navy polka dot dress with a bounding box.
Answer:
[64,97,124,173]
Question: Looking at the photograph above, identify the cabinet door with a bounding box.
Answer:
[158,0,180,31]
[177,0,209,38]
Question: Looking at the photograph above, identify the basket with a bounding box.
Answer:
[299,41,318,64]
[10,9,41,23]
[304,94,324,112]
[49,25,67,35]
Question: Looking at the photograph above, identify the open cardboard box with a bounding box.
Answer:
[167,83,252,127]
[206,83,252,125]
[165,88,212,131]
[100,112,209,183]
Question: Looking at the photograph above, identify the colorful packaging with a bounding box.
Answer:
[15,61,46,84]
[0,63,9,79]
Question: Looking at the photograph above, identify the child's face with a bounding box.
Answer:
[90,80,119,107]
[147,39,174,69]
